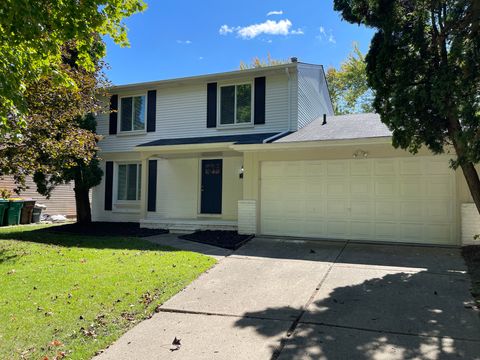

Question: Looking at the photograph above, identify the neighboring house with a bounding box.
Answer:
[92,61,477,246]
[0,177,77,217]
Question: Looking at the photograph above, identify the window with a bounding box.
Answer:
[120,95,146,132]
[219,84,252,125]
[117,164,142,201]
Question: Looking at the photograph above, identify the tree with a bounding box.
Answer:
[0,0,146,133]
[326,43,374,114]
[34,114,103,224]
[0,45,107,223]
[334,0,480,213]
[239,53,290,69]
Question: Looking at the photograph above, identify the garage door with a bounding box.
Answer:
[260,157,457,245]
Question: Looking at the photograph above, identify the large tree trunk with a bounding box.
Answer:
[74,180,92,224]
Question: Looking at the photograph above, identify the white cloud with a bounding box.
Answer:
[176,40,192,44]
[267,10,283,16]
[219,25,238,35]
[198,56,204,60]
[317,27,335,44]
[220,19,303,39]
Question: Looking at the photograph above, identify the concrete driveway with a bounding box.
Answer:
[96,235,480,360]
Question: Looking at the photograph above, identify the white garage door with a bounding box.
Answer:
[260,157,457,245]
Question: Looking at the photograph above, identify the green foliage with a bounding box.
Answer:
[333,0,480,162]
[326,43,374,114]
[239,53,290,69]
[0,224,215,359]
[0,0,146,132]
[334,0,480,210]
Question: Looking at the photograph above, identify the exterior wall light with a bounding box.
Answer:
[353,150,369,159]
[239,165,244,179]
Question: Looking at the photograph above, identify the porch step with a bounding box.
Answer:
[140,218,238,233]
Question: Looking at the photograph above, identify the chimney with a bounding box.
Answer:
[290,57,298,63]
[322,114,327,125]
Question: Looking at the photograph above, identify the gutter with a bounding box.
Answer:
[262,130,291,143]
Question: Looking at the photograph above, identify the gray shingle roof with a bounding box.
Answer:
[137,133,283,147]
[275,113,392,143]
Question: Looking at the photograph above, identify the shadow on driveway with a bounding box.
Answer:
[235,270,480,359]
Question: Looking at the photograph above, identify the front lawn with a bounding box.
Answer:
[0,224,216,359]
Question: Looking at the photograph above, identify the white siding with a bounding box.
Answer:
[238,200,257,234]
[145,156,243,221]
[97,74,290,153]
[461,203,480,245]
[91,160,142,223]
[297,63,334,129]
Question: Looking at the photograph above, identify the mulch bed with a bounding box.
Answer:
[41,222,169,237]
[462,245,480,310]
[179,230,254,250]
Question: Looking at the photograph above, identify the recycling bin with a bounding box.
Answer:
[0,199,8,226]
[32,204,47,223]
[20,199,36,224]
[5,199,24,226]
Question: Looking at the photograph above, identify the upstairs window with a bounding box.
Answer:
[219,84,252,125]
[120,95,146,132]
[117,164,142,201]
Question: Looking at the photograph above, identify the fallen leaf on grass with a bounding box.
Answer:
[7,269,15,275]
[49,340,63,347]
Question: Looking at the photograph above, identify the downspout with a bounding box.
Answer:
[263,66,293,144]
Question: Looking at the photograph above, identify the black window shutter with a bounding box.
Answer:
[147,159,157,212]
[254,77,266,124]
[104,161,114,211]
[147,90,156,132]
[206,82,217,128]
[109,95,118,134]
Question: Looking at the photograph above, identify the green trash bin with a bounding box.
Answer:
[0,199,8,226]
[5,199,24,226]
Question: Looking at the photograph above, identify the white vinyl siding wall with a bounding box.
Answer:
[297,63,334,129]
[97,73,291,153]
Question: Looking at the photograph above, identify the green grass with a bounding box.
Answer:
[0,224,216,359]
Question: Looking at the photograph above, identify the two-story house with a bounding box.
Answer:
[92,60,478,246]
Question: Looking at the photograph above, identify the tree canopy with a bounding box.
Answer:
[334,0,480,212]
[239,54,290,69]
[0,0,146,133]
[326,43,374,115]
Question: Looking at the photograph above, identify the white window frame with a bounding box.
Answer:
[115,162,142,203]
[118,94,147,134]
[217,82,254,127]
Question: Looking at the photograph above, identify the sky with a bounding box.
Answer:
[103,0,375,85]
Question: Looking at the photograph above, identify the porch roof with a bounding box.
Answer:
[137,132,287,148]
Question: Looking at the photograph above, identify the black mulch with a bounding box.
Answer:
[179,230,254,250]
[41,222,169,237]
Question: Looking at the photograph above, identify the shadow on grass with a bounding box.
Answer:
[0,223,174,252]
[234,271,480,359]
[0,248,18,264]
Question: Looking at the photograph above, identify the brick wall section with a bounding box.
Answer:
[238,200,257,235]
[0,176,79,217]
[461,203,480,246]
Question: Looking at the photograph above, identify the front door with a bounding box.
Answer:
[200,159,223,214]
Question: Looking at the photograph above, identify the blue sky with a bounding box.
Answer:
[103,0,375,85]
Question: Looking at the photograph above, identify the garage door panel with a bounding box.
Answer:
[260,157,456,245]
[351,160,372,175]
[350,201,374,219]
[350,177,373,196]
[327,162,348,176]
[400,158,423,175]
[375,160,397,175]
[326,221,349,237]
[374,177,398,197]
[326,199,349,217]
[327,179,348,195]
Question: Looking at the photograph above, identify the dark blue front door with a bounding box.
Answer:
[201,159,222,214]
